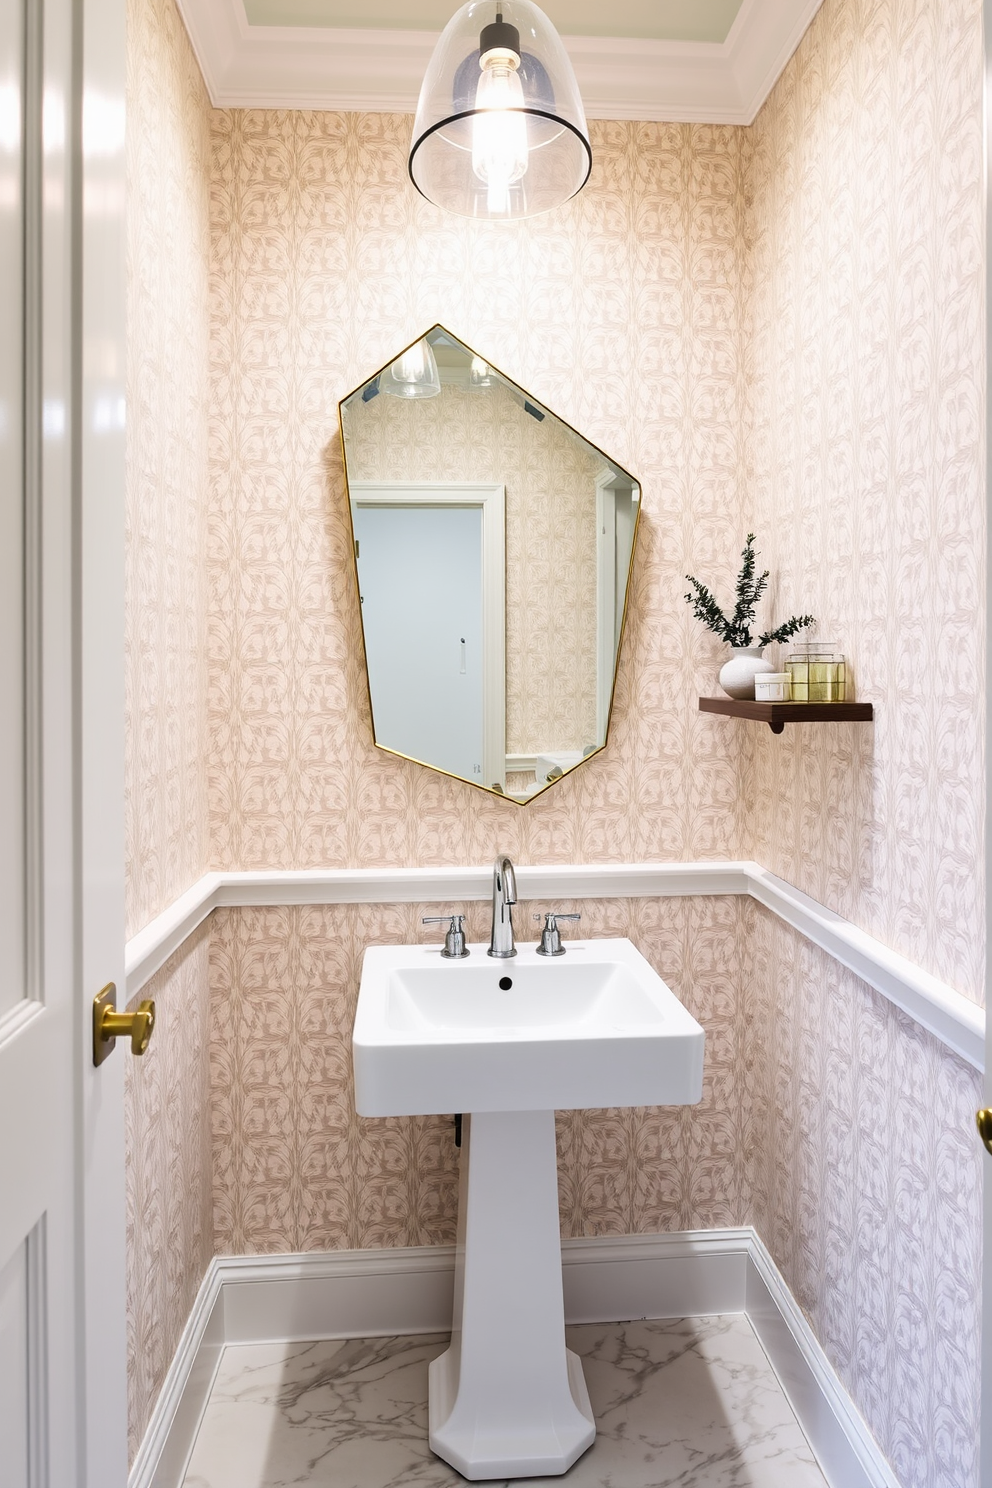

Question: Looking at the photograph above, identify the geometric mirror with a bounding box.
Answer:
[338,324,640,804]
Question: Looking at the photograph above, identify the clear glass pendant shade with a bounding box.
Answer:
[410,1,592,221]
[378,338,442,399]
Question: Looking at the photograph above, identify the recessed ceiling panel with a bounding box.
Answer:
[242,0,745,44]
[177,0,822,121]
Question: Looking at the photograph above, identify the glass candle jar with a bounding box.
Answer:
[786,643,846,702]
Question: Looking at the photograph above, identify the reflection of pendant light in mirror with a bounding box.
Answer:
[379,338,442,399]
[409,1,592,221]
[468,354,493,389]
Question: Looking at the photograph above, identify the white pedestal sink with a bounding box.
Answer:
[353,937,704,1481]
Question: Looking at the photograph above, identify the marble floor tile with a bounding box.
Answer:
[182,1316,829,1488]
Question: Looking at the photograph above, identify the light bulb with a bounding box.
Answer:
[472,48,528,215]
[381,338,441,399]
[409,0,592,220]
[394,343,430,383]
[469,354,491,388]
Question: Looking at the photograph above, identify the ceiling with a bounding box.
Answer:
[176,0,825,123]
[241,0,745,44]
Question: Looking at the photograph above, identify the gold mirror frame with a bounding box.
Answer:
[338,325,640,805]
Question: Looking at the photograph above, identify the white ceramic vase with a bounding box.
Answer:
[719,646,774,700]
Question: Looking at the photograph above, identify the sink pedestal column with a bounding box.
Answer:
[429,1109,596,1480]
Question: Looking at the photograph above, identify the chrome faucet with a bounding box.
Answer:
[488,855,517,958]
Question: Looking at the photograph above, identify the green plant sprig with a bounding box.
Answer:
[757,613,818,648]
[684,534,815,650]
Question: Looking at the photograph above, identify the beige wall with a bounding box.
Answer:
[124,931,213,1464]
[749,907,982,1488]
[206,110,751,868]
[744,0,985,1003]
[124,0,213,1457]
[124,0,985,1480]
[739,3,986,1482]
[126,0,211,937]
[208,897,754,1253]
[342,378,603,757]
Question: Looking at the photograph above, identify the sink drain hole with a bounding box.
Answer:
[498,976,513,990]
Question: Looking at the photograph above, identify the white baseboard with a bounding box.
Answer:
[220,1246,459,1345]
[745,1234,900,1488]
[130,1230,898,1488]
[128,1263,225,1488]
[562,1229,750,1322]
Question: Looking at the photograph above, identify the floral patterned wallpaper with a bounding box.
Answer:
[743,0,986,1006]
[125,0,211,939]
[206,109,752,869]
[741,2,985,1482]
[749,906,983,1488]
[124,0,214,1456]
[124,929,214,1465]
[208,897,755,1254]
[124,0,986,1479]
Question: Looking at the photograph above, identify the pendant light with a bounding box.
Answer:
[409,1,592,221]
[379,337,442,399]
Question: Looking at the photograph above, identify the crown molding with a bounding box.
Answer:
[173,0,824,123]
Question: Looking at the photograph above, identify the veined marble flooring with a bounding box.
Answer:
[181,1315,830,1488]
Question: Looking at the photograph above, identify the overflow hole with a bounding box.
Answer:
[498,976,513,990]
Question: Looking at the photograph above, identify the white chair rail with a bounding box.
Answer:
[125,861,985,1072]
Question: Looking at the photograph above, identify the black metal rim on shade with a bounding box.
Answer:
[407,107,593,210]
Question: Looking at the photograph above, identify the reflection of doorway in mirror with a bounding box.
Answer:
[596,473,638,740]
[350,483,506,791]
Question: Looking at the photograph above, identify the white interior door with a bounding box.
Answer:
[354,503,484,780]
[351,483,506,791]
[0,0,128,1480]
[981,8,987,1476]
[982,7,992,1484]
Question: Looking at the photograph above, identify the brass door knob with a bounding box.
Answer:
[976,1108,992,1155]
[93,983,156,1065]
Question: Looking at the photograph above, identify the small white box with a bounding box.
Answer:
[754,673,791,702]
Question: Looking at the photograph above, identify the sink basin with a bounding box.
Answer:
[352,934,704,1480]
[353,936,704,1116]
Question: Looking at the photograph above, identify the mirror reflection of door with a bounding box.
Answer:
[351,483,506,790]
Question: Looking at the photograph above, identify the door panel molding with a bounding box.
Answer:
[0,0,129,1476]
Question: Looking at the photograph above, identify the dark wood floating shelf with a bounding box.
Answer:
[699,697,874,735]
